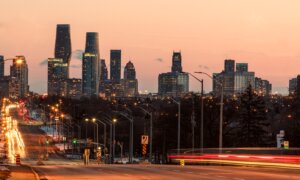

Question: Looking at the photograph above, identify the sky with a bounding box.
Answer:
[1,0,300,94]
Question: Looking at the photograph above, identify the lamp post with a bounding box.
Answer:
[92,118,99,149]
[84,118,89,144]
[112,118,117,163]
[195,71,224,154]
[96,120,107,149]
[103,117,113,164]
[169,97,181,155]
[187,72,204,154]
[114,111,134,163]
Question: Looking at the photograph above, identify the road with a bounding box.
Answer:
[13,108,300,180]
[31,164,300,180]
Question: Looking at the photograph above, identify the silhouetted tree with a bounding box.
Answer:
[237,85,270,147]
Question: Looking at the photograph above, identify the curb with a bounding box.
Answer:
[28,166,48,180]
[25,165,41,180]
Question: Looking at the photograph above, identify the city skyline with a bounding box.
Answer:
[2,0,300,94]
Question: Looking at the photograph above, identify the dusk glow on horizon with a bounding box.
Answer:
[1,0,300,94]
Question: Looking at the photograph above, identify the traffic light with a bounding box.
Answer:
[72,139,77,144]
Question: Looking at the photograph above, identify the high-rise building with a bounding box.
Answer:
[100,59,108,81]
[67,78,82,99]
[123,61,138,97]
[224,59,235,73]
[47,58,68,96]
[234,63,255,94]
[213,60,235,95]
[0,56,4,77]
[82,33,100,97]
[171,52,182,73]
[214,60,271,96]
[255,77,272,96]
[55,24,71,78]
[0,76,10,97]
[10,56,29,98]
[236,63,248,72]
[296,75,300,98]
[289,78,297,95]
[110,50,121,83]
[158,52,189,96]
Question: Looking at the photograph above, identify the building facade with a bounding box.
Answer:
[0,56,4,77]
[289,78,297,95]
[47,58,68,96]
[110,50,121,83]
[82,32,100,97]
[67,78,82,99]
[158,52,189,96]
[123,61,138,97]
[213,60,271,96]
[10,56,29,98]
[255,77,272,96]
[54,24,71,78]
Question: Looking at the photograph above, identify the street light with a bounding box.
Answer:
[112,118,117,163]
[92,118,99,149]
[195,71,224,154]
[168,97,181,155]
[114,111,134,164]
[186,72,204,154]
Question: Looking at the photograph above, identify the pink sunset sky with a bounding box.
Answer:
[1,0,300,94]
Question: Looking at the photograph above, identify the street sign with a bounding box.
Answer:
[141,135,149,145]
[180,160,185,167]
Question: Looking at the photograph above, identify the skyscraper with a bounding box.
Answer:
[100,59,108,81]
[213,59,235,95]
[236,63,248,72]
[255,77,272,96]
[67,78,82,99]
[0,56,4,77]
[47,58,68,96]
[110,50,121,83]
[54,24,71,78]
[171,52,182,73]
[82,32,100,97]
[158,52,189,96]
[234,63,255,94]
[289,78,297,95]
[10,56,29,97]
[123,61,138,97]
[224,59,235,73]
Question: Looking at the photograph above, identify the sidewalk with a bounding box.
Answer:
[8,165,37,180]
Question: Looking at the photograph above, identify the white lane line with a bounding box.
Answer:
[187,171,193,174]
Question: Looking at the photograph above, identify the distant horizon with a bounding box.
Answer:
[1,0,300,95]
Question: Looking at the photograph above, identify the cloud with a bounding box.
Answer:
[198,65,210,70]
[39,59,48,66]
[70,65,81,69]
[72,49,84,60]
[155,58,163,62]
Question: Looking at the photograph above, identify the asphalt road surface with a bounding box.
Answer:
[32,164,300,180]
[16,118,300,180]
